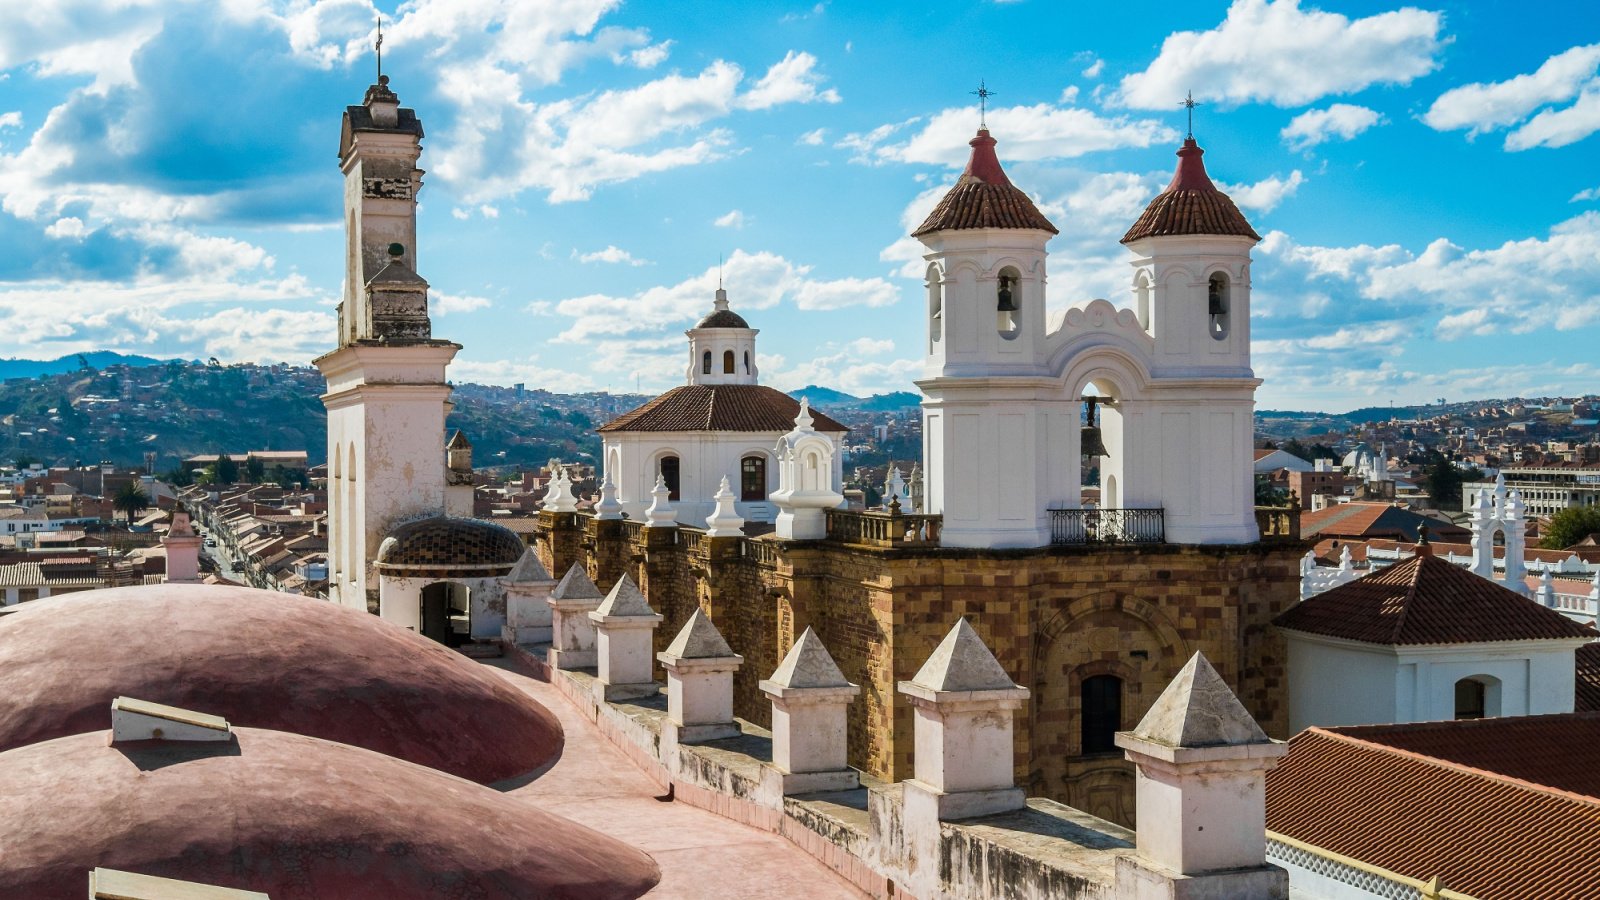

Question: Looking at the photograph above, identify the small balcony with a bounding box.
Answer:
[825,508,942,548]
[1048,508,1165,545]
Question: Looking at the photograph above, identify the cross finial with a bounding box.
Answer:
[1181,90,1199,139]
[375,15,384,82]
[971,80,995,129]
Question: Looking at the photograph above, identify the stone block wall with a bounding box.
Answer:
[534,512,1301,827]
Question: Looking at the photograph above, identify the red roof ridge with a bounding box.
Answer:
[911,128,1058,237]
[1121,137,1259,244]
[1310,725,1600,809]
[960,128,1011,186]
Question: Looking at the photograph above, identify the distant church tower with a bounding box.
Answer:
[917,128,1261,548]
[315,74,461,610]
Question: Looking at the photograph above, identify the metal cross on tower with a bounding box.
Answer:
[1181,90,1199,139]
[375,15,384,82]
[971,81,995,128]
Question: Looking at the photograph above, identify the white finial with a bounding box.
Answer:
[594,473,624,520]
[705,476,745,537]
[645,474,678,528]
[1338,544,1353,573]
[794,396,815,432]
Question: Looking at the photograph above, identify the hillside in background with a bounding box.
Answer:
[0,351,179,381]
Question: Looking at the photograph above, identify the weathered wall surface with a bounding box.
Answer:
[535,513,1301,825]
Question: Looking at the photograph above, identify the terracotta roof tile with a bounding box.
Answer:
[1334,713,1600,798]
[912,130,1057,237]
[1268,724,1600,900]
[1300,502,1469,542]
[598,385,846,434]
[1577,643,1600,712]
[1274,552,1597,645]
[1121,139,1259,244]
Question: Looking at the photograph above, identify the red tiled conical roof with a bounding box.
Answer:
[1121,138,1260,244]
[912,129,1058,237]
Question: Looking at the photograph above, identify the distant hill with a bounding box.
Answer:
[0,351,176,381]
[787,386,923,411]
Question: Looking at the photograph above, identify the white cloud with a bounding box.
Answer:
[798,128,827,146]
[1280,104,1383,151]
[1081,58,1104,79]
[1116,0,1444,109]
[714,209,746,229]
[1218,170,1304,213]
[574,245,649,266]
[1506,86,1600,151]
[44,217,88,240]
[737,51,840,109]
[1573,187,1600,202]
[433,292,492,315]
[768,338,919,396]
[848,103,1176,167]
[0,112,21,130]
[626,41,672,68]
[1423,43,1600,140]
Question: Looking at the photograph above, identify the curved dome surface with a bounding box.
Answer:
[0,584,561,783]
[0,727,659,899]
[696,307,750,329]
[375,514,525,576]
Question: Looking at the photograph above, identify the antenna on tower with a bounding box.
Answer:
[718,252,723,289]
[970,80,995,128]
[1181,90,1200,139]
[375,15,384,82]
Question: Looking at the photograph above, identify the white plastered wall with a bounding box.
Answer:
[604,429,844,526]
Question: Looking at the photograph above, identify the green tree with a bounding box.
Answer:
[113,481,150,522]
[211,453,240,485]
[163,467,194,487]
[245,456,265,483]
[1423,452,1468,510]
[1541,506,1600,549]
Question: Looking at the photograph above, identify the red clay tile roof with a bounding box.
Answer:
[1274,552,1597,645]
[1300,502,1469,542]
[1333,713,1600,798]
[1578,643,1600,712]
[598,385,847,434]
[912,129,1058,237]
[1268,724,1600,900]
[1121,139,1260,244]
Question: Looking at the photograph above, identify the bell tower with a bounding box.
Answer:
[685,287,759,386]
[1118,135,1262,543]
[914,127,1061,548]
[316,72,461,610]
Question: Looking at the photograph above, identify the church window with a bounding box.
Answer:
[660,456,681,501]
[1081,674,1122,755]
[1207,272,1230,340]
[1454,678,1487,720]
[741,456,767,501]
[996,266,1021,340]
[927,264,943,350]
[702,351,712,375]
[743,351,750,374]
[723,350,735,374]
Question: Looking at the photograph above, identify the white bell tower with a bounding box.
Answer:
[316,73,460,610]
[915,127,1061,548]
[685,288,759,386]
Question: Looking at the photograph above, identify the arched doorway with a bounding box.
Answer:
[420,581,471,647]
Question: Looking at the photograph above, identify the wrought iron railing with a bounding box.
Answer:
[1048,508,1165,545]
[824,509,942,548]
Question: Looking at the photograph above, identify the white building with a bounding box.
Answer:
[597,290,847,528]
[314,73,522,640]
[916,128,1262,548]
[1276,544,1595,732]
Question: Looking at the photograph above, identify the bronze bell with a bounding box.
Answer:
[996,275,1018,312]
[1081,397,1110,458]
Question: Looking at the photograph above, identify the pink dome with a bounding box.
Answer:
[0,727,659,898]
[0,584,560,783]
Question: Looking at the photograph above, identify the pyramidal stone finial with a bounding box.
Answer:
[664,609,736,660]
[1129,652,1269,749]
[768,627,851,689]
[910,618,1018,693]
[594,573,656,618]
[551,563,603,601]
[505,547,553,584]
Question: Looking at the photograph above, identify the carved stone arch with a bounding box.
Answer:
[984,255,1033,280]
[1049,344,1154,402]
[945,257,986,279]
[1029,591,1190,826]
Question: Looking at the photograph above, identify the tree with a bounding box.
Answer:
[163,467,194,487]
[1541,506,1600,550]
[113,481,150,522]
[245,456,265,483]
[211,453,240,485]
[1422,452,1467,510]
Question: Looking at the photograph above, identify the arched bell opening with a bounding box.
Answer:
[996,265,1022,340]
[1207,271,1230,341]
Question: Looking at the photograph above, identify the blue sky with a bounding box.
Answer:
[0,0,1597,411]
